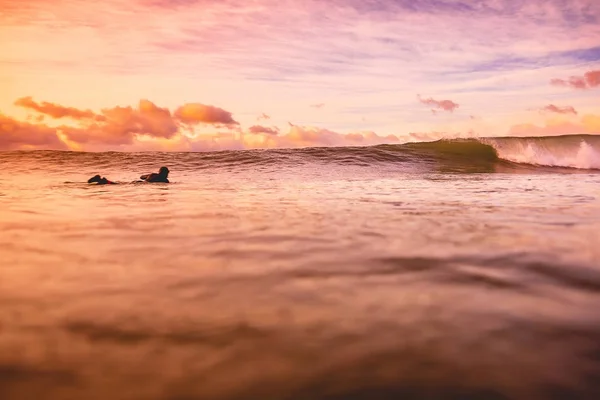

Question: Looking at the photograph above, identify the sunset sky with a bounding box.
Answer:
[1,0,599,151]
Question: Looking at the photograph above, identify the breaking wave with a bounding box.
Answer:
[481,135,600,170]
[2,135,599,174]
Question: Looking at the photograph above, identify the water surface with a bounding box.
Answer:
[1,137,600,399]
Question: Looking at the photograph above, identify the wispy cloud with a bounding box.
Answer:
[257,113,270,121]
[1,0,599,137]
[540,104,578,115]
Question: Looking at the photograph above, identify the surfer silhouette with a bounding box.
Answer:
[87,166,170,184]
[140,166,170,183]
[87,175,115,185]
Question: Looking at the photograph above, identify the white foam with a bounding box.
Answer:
[492,140,600,170]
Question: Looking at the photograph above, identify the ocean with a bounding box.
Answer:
[1,135,600,399]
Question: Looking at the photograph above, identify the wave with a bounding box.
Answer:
[481,135,600,170]
[2,135,599,174]
[234,134,600,172]
[380,134,600,172]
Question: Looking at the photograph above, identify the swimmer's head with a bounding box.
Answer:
[159,166,169,177]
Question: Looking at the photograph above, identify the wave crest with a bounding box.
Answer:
[483,135,600,170]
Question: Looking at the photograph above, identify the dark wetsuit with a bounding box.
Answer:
[88,175,116,185]
[140,167,170,183]
[88,167,169,185]
[140,173,169,183]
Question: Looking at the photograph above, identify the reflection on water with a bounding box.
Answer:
[1,150,600,399]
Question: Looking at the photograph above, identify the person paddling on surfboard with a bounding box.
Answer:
[140,166,170,183]
[87,175,116,185]
[87,166,170,185]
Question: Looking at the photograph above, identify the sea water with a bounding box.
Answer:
[1,136,600,399]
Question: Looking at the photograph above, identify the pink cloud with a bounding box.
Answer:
[550,69,600,90]
[540,104,578,115]
[418,95,459,113]
[0,113,66,150]
[151,125,400,152]
[248,125,279,135]
[310,103,325,109]
[279,126,399,148]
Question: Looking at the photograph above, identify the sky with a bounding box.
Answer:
[1,0,599,151]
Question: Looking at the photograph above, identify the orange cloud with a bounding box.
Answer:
[2,96,404,151]
[540,104,577,115]
[509,114,600,137]
[0,113,66,150]
[417,95,459,113]
[174,103,238,126]
[550,69,600,90]
[248,125,279,135]
[60,99,179,145]
[14,96,103,121]
[103,100,177,138]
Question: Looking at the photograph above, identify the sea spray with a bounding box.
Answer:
[481,135,600,170]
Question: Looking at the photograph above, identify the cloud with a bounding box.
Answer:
[14,96,103,121]
[0,113,66,150]
[129,125,401,152]
[418,95,460,113]
[174,103,238,126]
[179,125,401,151]
[509,114,600,136]
[407,130,477,142]
[310,103,325,109]
[248,125,279,135]
[540,104,578,115]
[550,69,600,90]
[3,0,599,138]
[257,113,270,121]
[60,99,180,145]
[278,125,399,148]
[2,97,403,151]
[13,97,181,145]
[10,98,241,146]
